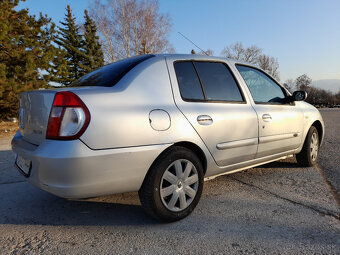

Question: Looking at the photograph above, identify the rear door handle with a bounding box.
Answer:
[262,114,272,122]
[197,115,213,125]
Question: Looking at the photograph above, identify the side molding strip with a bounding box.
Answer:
[259,133,299,144]
[216,138,258,150]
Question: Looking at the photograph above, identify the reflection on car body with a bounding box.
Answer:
[12,54,324,221]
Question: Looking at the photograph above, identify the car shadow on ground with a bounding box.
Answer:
[1,187,159,226]
[254,157,298,169]
[0,149,314,227]
[0,148,158,226]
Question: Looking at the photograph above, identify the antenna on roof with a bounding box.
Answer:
[178,32,209,56]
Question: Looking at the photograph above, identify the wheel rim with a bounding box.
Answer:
[310,132,319,161]
[160,159,199,212]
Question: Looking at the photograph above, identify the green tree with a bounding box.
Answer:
[56,5,85,85]
[0,0,58,119]
[46,48,69,85]
[81,9,104,72]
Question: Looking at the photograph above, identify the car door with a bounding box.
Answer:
[167,59,259,167]
[235,65,304,158]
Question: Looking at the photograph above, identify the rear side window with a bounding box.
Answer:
[71,54,155,87]
[174,61,244,102]
[174,62,205,100]
[194,62,243,102]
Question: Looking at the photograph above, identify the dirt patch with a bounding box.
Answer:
[0,121,18,139]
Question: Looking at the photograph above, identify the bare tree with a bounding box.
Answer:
[295,74,317,103]
[335,90,340,105]
[295,74,312,90]
[221,42,280,80]
[221,42,261,64]
[89,0,173,62]
[221,42,244,60]
[283,79,295,93]
[198,49,214,56]
[90,0,118,62]
[286,74,339,106]
[137,0,173,54]
[257,54,280,81]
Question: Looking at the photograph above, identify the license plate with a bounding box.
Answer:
[16,155,31,176]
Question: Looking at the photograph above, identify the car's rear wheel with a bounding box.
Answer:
[296,126,319,167]
[139,146,204,222]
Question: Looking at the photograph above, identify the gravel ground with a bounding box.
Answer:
[0,121,18,139]
[0,109,339,254]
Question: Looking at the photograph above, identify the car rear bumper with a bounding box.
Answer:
[11,131,171,199]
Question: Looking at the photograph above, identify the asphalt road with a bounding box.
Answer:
[317,109,340,204]
[0,109,339,254]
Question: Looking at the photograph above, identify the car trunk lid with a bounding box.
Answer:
[19,90,56,145]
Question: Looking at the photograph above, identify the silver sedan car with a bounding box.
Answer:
[12,54,324,221]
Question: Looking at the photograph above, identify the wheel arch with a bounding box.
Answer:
[172,141,207,175]
[141,141,208,189]
[146,141,208,177]
[311,120,323,144]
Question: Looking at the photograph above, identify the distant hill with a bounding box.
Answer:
[311,79,340,93]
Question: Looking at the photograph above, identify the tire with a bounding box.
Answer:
[296,126,319,167]
[138,146,204,222]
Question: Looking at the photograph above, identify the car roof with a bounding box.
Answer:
[152,53,257,67]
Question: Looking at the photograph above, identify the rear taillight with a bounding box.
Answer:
[46,91,90,140]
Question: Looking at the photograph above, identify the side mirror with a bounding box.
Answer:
[291,91,307,101]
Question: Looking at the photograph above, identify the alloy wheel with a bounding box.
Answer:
[160,159,199,212]
[310,132,319,161]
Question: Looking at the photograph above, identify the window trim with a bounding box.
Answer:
[173,61,206,101]
[174,60,247,104]
[235,64,294,106]
[192,61,207,99]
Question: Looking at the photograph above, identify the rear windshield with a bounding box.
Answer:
[71,54,155,87]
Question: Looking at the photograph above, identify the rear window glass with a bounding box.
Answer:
[174,62,204,100]
[71,54,155,87]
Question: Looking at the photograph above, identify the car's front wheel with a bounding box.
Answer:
[296,126,319,167]
[139,146,204,222]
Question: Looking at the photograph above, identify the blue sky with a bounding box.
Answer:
[17,0,340,82]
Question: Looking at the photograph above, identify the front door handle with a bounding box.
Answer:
[262,114,272,122]
[197,115,213,125]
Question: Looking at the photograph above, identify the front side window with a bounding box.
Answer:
[236,65,286,104]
